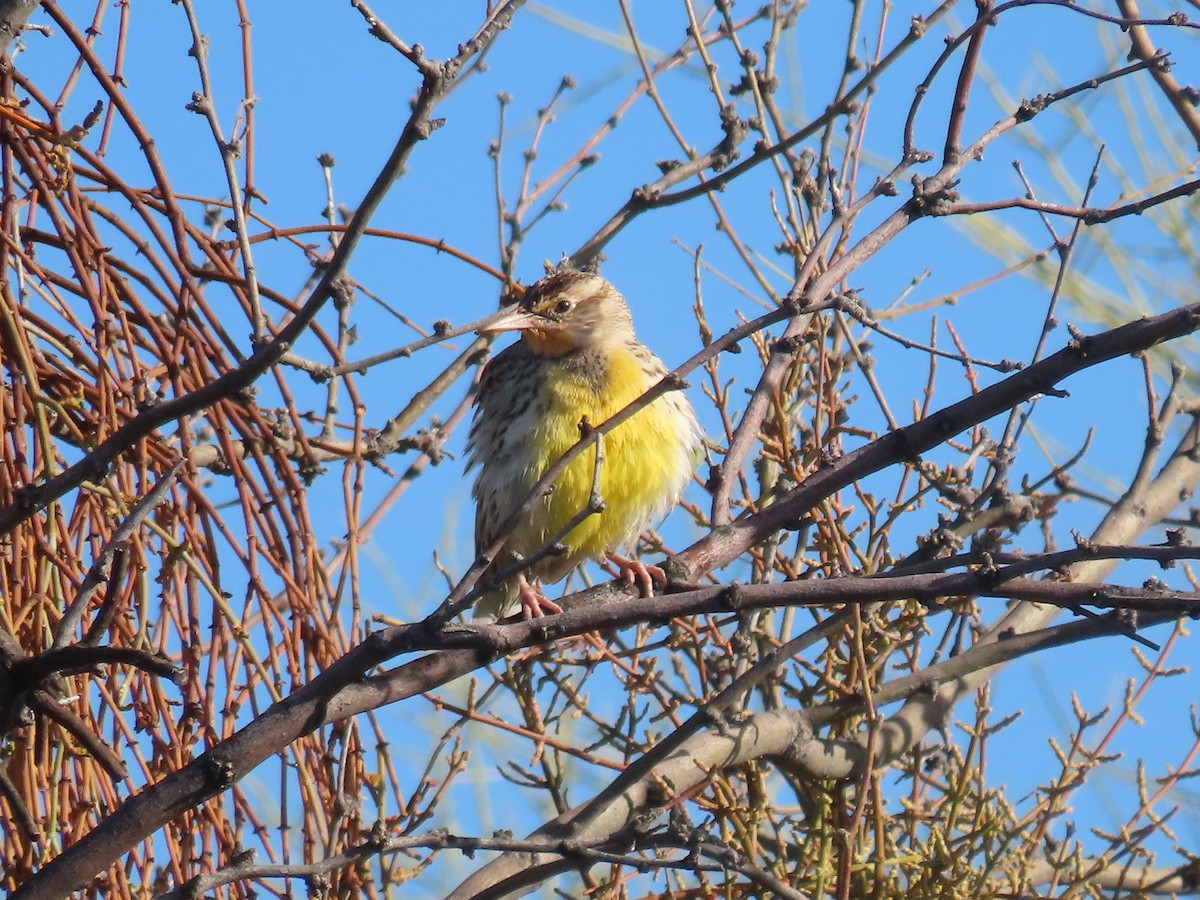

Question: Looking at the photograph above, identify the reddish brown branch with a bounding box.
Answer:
[0,26,484,540]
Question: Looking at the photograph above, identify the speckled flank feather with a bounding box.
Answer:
[466,271,702,620]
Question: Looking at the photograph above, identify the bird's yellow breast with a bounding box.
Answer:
[512,345,694,564]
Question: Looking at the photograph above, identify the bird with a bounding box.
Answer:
[466,269,702,622]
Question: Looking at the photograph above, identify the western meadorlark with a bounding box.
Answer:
[467,269,702,621]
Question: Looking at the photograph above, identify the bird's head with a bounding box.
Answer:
[479,270,635,357]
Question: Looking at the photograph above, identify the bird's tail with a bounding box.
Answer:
[470,580,519,623]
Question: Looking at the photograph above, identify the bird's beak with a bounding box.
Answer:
[476,304,543,335]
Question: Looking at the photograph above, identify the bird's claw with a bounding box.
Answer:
[518,574,562,619]
[606,552,666,597]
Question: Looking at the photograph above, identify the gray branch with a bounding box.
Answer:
[0,0,38,57]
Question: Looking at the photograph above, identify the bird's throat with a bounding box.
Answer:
[522,328,579,358]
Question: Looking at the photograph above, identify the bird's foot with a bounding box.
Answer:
[606,552,667,597]
[518,574,562,619]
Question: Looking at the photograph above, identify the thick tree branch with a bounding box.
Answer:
[7,4,528,895]
[0,0,37,56]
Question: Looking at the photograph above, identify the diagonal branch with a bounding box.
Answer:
[6,3,528,896]
[0,6,525,541]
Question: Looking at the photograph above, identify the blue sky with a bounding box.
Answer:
[12,0,1200,890]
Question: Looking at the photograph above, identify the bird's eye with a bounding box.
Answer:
[552,299,573,315]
